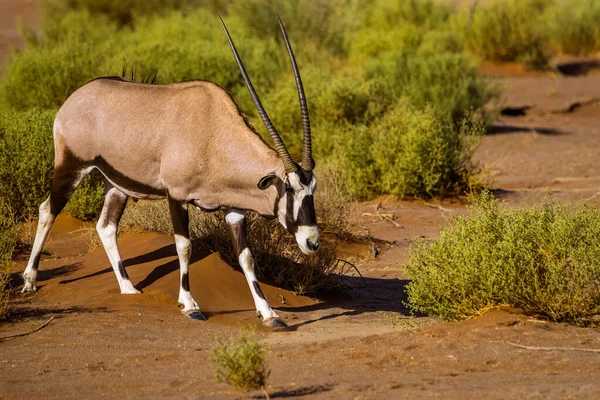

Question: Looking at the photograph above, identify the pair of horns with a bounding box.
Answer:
[220,16,314,173]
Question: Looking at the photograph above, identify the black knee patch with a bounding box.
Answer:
[181,272,190,292]
[253,281,266,301]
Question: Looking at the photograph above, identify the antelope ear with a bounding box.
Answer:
[257,173,278,190]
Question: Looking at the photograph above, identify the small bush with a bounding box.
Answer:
[64,174,105,221]
[406,192,600,326]
[368,50,496,122]
[547,0,600,56]
[1,12,116,110]
[212,330,269,392]
[0,109,55,219]
[0,109,105,222]
[462,0,551,68]
[0,201,18,320]
[40,0,205,26]
[329,102,485,199]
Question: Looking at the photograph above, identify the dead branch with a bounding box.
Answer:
[423,202,453,213]
[0,316,56,342]
[504,341,600,353]
[361,205,403,228]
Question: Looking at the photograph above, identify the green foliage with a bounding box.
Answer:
[368,51,496,122]
[462,0,551,68]
[0,109,55,219]
[0,0,502,219]
[40,0,208,26]
[547,0,600,56]
[1,12,116,110]
[211,330,269,391]
[406,192,600,326]
[0,202,18,320]
[329,102,485,199]
[64,174,105,221]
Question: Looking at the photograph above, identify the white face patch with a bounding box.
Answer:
[295,225,320,255]
[276,172,320,254]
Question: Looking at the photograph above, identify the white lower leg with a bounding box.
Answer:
[22,197,54,292]
[175,234,199,312]
[97,220,139,294]
[239,248,278,320]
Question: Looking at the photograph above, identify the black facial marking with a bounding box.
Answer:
[297,169,313,186]
[285,191,298,234]
[296,195,317,227]
[181,272,190,292]
[117,261,131,280]
[253,281,266,301]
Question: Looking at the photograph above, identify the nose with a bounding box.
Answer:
[306,239,320,252]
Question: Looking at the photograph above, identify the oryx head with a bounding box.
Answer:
[221,16,320,255]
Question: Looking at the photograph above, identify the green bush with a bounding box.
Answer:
[368,51,496,121]
[462,0,551,68]
[1,12,116,110]
[40,0,207,26]
[212,330,269,392]
[0,202,18,320]
[548,0,600,56]
[329,102,484,199]
[0,108,104,222]
[406,192,600,326]
[0,109,55,219]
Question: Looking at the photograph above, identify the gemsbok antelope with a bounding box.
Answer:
[21,17,320,330]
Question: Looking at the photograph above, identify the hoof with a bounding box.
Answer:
[121,288,141,295]
[183,310,206,321]
[262,317,288,331]
[21,282,37,293]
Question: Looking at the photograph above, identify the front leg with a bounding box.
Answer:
[224,209,287,330]
[168,197,204,319]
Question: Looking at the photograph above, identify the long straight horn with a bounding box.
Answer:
[219,16,298,173]
[277,16,314,172]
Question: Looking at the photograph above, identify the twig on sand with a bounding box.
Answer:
[262,387,271,400]
[0,316,56,342]
[362,205,403,228]
[505,341,600,353]
[423,202,453,213]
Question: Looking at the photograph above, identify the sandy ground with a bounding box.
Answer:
[2,2,600,399]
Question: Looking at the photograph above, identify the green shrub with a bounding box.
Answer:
[548,0,600,56]
[462,0,551,68]
[368,50,497,122]
[65,174,105,221]
[0,108,104,222]
[212,330,269,392]
[329,102,484,199]
[1,12,116,110]
[0,109,55,219]
[0,202,18,320]
[40,0,206,26]
[406,192,600,326]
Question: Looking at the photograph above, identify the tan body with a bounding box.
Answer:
[22,18,320,329]
[56,78,283,214]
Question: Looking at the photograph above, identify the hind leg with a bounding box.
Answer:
[96,184,139,294]
[22,166,91,292]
